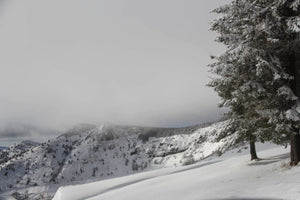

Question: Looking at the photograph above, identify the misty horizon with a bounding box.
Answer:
[0,0,229,145]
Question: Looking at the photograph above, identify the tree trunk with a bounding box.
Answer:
[290,33,300,166]
[280,28,300,166]
[288,55,300,166]
[290,134,300,166]
[250,141,258,160]
[249,134,258,160]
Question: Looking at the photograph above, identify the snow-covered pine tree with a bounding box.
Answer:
[276,0,300,165]
[209,0,300,165]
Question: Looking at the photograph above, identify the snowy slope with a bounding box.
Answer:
[0,121,237,198]
[53,146,299,200]
[0,140,39,165]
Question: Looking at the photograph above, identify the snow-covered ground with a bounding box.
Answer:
[53,145,299,200]
[1,122,299,200]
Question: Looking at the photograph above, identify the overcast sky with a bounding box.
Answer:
[0,0,229,144]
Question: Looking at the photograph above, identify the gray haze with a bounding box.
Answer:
[0,0,229,144]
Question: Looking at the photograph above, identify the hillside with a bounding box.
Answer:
[0,140,40,165]
[53,146,298,200]
[0,121,237,199]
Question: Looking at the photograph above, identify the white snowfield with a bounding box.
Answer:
[53,146,300,200]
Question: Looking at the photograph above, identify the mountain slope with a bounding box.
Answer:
[53,146,298,200]
[0,121,237,198]
[0,140,39,165]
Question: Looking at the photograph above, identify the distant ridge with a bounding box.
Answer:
[0,120,236,199]
[0,146,7,151]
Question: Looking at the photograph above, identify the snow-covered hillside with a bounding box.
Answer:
[53,146,299,200]
[0,121,237,199]
[0,140,40,165]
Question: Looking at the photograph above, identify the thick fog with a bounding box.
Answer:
[0,0,229,144]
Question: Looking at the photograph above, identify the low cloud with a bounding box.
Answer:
[0,0,227,139]
[0,123,59,139]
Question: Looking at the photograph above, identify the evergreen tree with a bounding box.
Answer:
[209,0,300,164]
